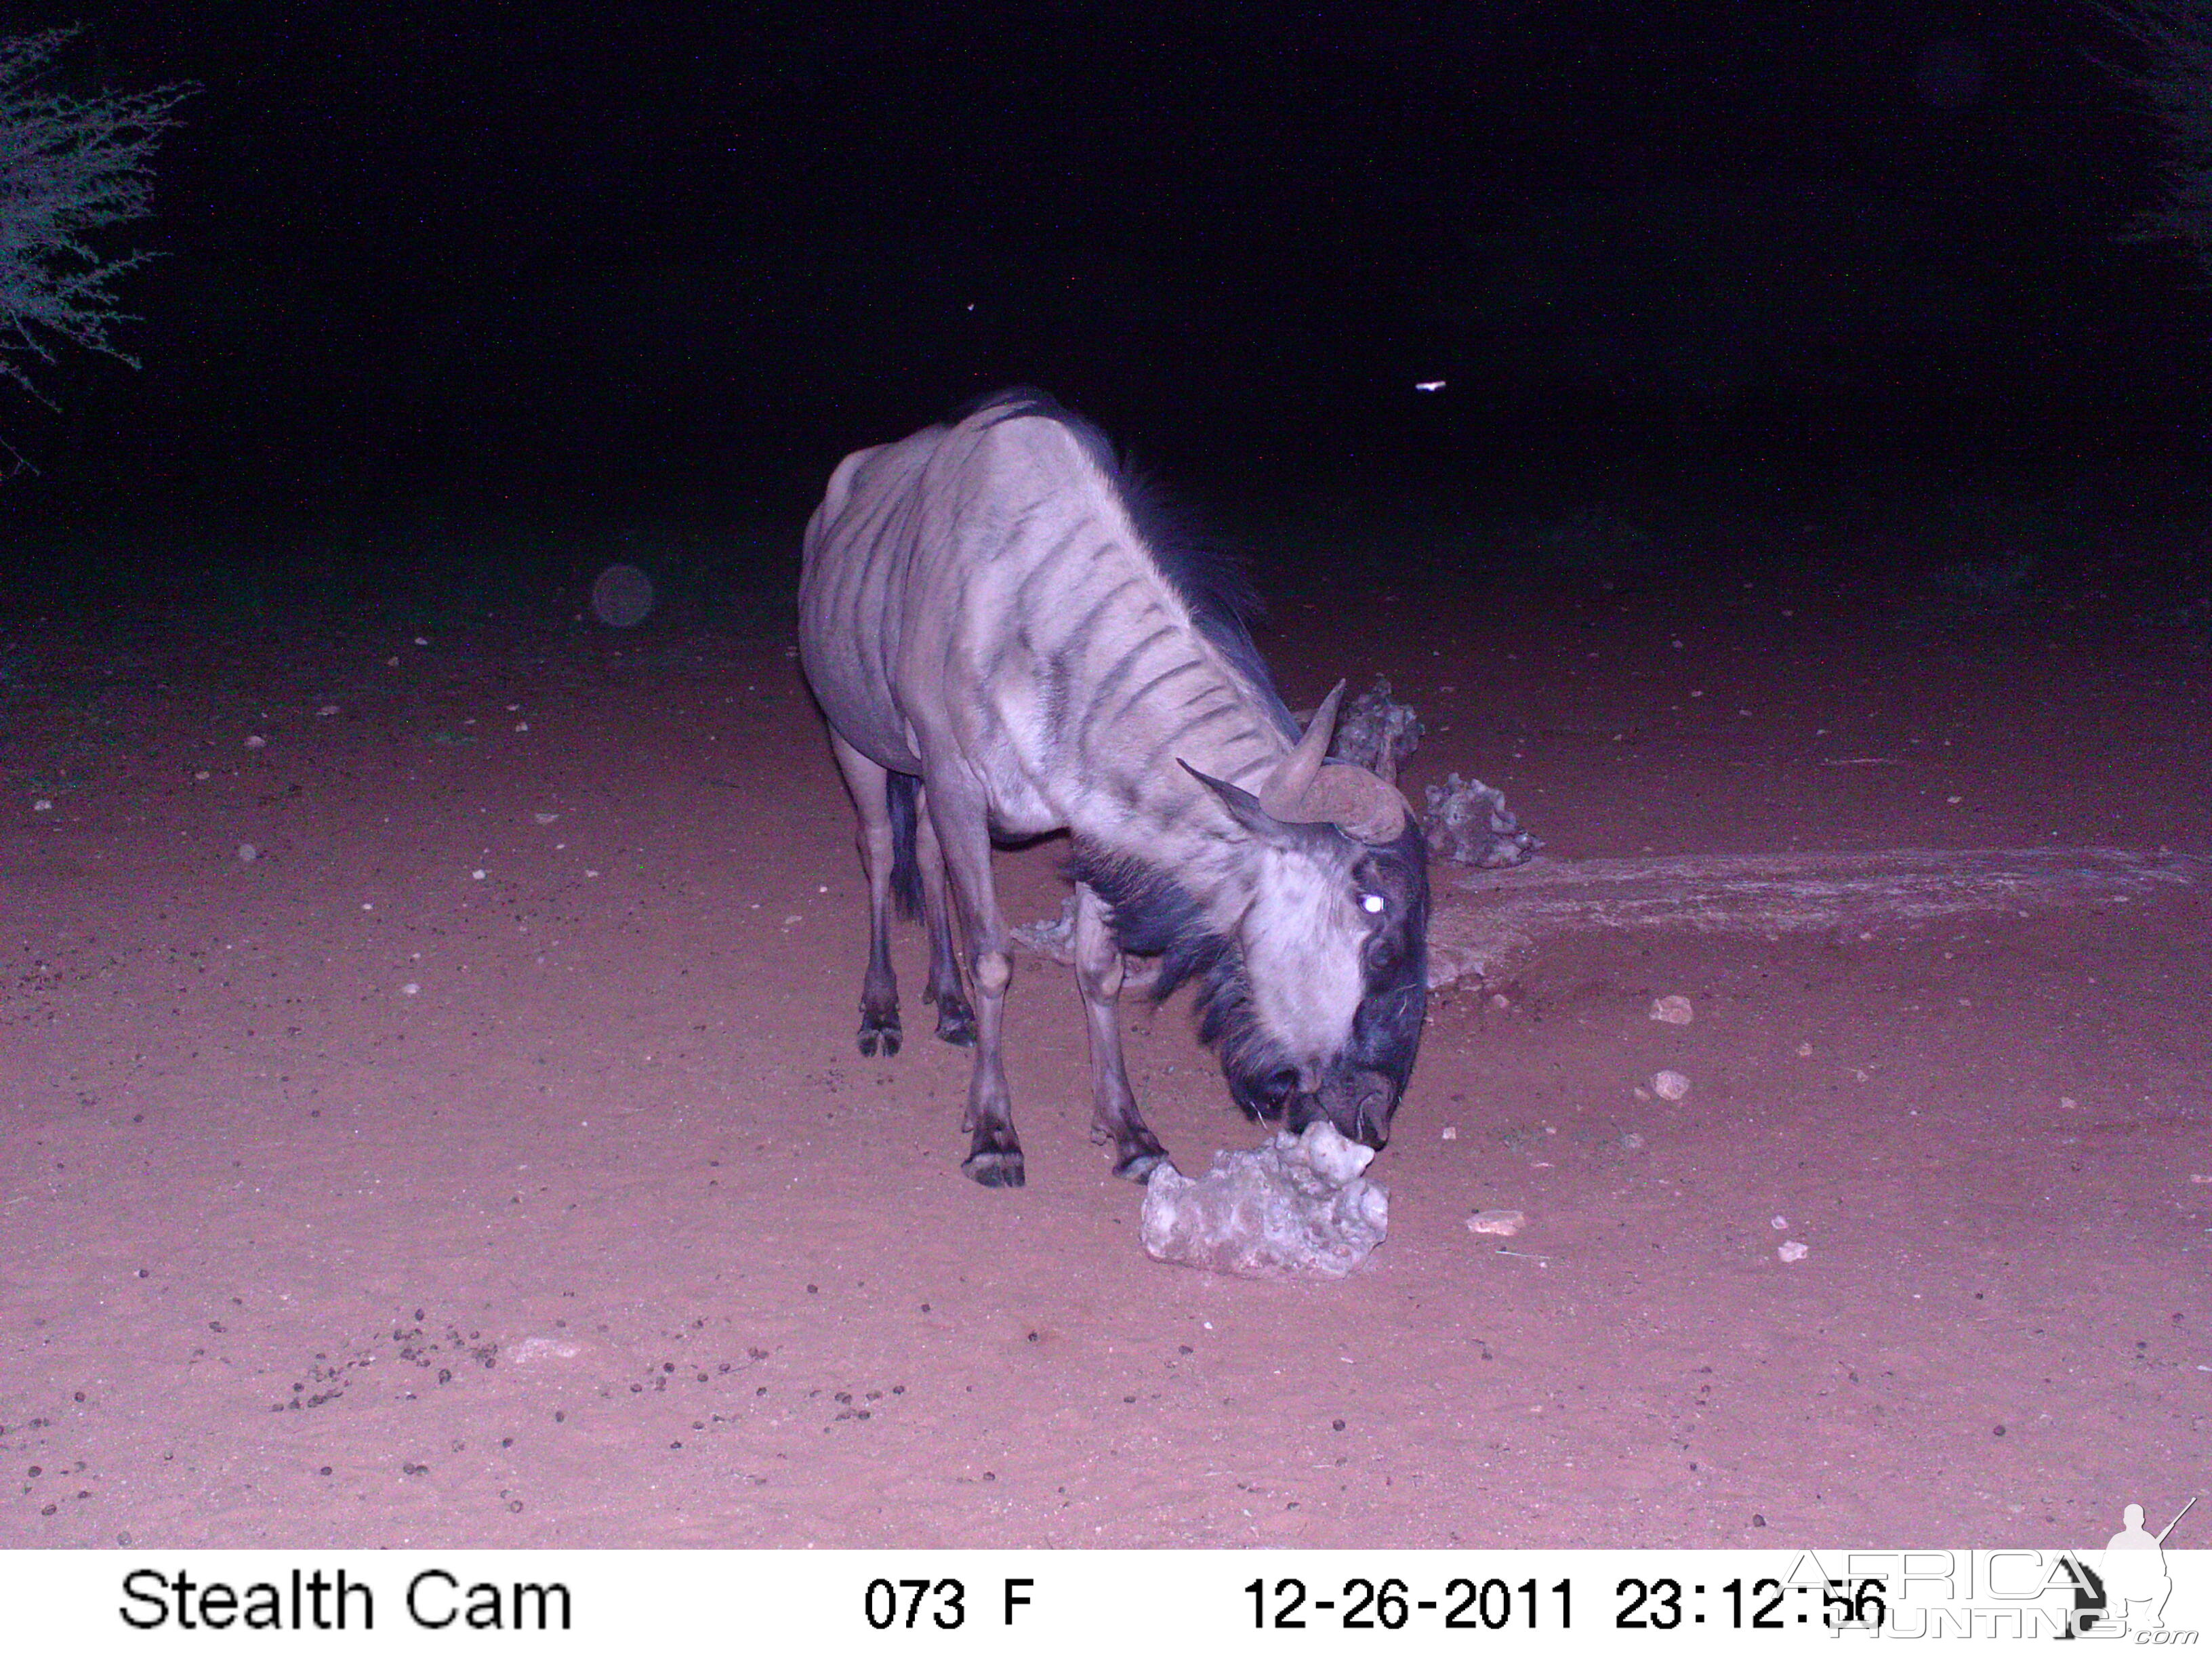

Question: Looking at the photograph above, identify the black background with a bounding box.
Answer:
[9,2,2206,552]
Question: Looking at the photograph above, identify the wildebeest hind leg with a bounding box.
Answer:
[1073,882,1168,1181]
[926,772,1023,1187]
[828,731,901,1057]
[913,804,975,1047]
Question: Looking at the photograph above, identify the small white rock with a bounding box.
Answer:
[1466,1208,1526,1237]
[237,843,259,863]
[1778,1240,1809,1263]
[533,811,559,824]
[507,1336,583,1365]
[316,703,340,717]
[32,798,52,812]
[1650,994,1694,1025]
[1796,1041,1814,1057]
[1771,1214,1788,1229]
[401,982,420,996]
[1652,1069,1692,1101]
[1440,1126,1458,1141]
[244,735,266,750]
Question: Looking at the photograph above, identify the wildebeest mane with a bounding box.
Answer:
[954,386,1298,739]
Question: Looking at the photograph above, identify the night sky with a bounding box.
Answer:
[16,2,2207,523]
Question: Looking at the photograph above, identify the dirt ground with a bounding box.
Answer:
[3,533,2206,1549]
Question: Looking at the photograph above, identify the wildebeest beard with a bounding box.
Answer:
[1067,828,1427,1147]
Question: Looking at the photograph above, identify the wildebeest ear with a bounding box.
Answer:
[1181,760,1336,850]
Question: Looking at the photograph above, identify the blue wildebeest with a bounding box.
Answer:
[797,390,1428,1188]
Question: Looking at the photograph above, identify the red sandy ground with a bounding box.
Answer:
[3,548,2205,1549]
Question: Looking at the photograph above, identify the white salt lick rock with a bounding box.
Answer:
[1141,1122,1389,1279]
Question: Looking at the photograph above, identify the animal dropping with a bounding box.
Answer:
[1140,1122,1389,1279]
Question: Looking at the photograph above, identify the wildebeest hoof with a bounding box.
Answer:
[962,1147,1025,1188]
[935,998,977,1048]
[1113,1145,1169,1183]
[857,1017,901,1058]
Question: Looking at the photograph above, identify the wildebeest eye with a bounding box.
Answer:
[1359,893,1385,914]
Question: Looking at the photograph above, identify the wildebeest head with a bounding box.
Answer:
[1183,683,1430,1147]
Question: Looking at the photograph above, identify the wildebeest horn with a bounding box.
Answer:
[1260,681,1344,814]
[1258,680,1410,844]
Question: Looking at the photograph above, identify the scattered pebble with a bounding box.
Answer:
[1796,1042,1814,1057]
[1440,1126,1458,1141]
[245,735,266,750]
[507,1336,584,1365]
[1770,1214,1788,1230]
[1466,1209,1526,1237]
[1778,1240,1809,1263]
[533,812,560,824]
[33,799,52,813]
[316,703,340,717]
[2060,1097,2081,1110]
[237,844,259,863]
[1652,1069,1692,1101]
[401,983,420,997]
[1650,994,1694,1025]
[472,869,486,880]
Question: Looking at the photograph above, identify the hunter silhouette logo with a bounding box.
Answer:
[2093,1497,2196,1635]
[2059,1498,2198,1637]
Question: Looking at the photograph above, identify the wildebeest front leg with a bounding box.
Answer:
[913,805,976,1048]
[1073,882,1168,1181]
[926,774,1023,1187]
[828,731,901,1057]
